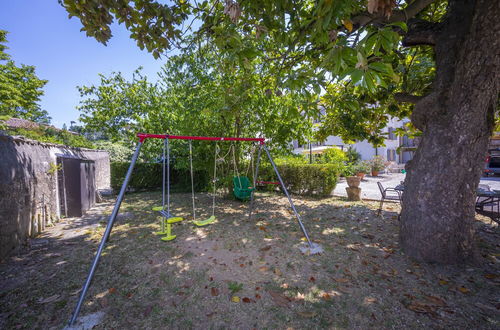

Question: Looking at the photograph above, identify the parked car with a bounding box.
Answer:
[484,148,500,176]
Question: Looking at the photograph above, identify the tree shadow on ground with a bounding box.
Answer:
[0,191,498,329]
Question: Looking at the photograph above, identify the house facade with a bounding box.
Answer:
[292,117,416,164]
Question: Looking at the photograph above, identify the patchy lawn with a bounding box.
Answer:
[1,191,499,329]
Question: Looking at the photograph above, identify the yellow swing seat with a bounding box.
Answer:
[193,215,216,227]
[152,206,183,240]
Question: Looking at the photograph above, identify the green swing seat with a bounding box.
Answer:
[233,176,255,201]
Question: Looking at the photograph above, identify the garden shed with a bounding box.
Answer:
[0,133,110,260]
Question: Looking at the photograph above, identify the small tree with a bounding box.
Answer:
[0,30,49,123]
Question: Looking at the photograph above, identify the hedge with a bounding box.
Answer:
[258,163,339,197]
[111,162,209,192]
[111,162,339,197]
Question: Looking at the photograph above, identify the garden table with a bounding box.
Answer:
[476,189,500,224]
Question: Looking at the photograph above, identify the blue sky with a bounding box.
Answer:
[0,0,166,128]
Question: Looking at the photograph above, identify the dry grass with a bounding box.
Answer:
[1,191,499,329]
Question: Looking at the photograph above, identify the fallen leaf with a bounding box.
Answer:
[231,296,240,303]
[242,297,255,303]
[259,245,271,251]
[259,226,267,231]
[255,287,260,291]
[309,276,316,282]
[37,294,60,304]
[70,289,81,296]
[297,311,317,318]
[274,268,282,276]
[484,273,498,279]
[240,264,245,267]
[268,290,291,307]
[259,266,269,272]
[424,295,446,306]
[108,288,117,294]
[364,297,377,304]
[322,293,331,300]
[255,294,261,299]
[458,286,470,294]
[334,277,349,283]
[211,287,219,296]
[439,279,449,285]
[405,301,434,314]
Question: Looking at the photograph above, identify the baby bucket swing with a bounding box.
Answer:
[231,144,256,201]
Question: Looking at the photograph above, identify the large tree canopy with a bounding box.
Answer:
[61,0,500,264]
[0,30,50,123]
[77,47,316,164]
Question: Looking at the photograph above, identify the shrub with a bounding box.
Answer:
[369,156,388,172]
[258,163,339,197]
[352,161,371,174]
[4,126,95,149]
[315,147,349,177]
[94,140,134,162]
[274,154,308,165]
[111,162,209,192]
[345,147,361,164]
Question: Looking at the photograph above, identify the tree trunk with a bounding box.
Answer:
[400,0,499,263]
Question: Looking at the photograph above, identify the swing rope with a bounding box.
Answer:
[189,140,196,221]
[212,143,219,217]
[245,144,256,179]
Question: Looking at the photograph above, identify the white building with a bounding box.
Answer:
[292,117,416,164]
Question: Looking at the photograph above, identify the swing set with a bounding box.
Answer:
[68,133,322,326]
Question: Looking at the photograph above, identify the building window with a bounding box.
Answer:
[387,149,396,161]
[388,127,396,140]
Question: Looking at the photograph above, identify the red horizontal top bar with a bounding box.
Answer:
[137,133,265,143]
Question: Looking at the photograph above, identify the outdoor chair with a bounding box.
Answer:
[377,182,402,217]
[476,184,500,224]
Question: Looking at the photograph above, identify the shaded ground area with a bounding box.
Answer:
[1,192,499,329]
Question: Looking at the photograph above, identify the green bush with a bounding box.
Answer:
[111,162,209,192]
[345,146,361,164]
[353,161,371,174]
[4,126,95,149]
[94,140,134,162]
[258,163,339,197]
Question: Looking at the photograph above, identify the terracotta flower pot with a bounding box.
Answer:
[346,176,361,188]
[371,170,379,177]
[356,172,365,180]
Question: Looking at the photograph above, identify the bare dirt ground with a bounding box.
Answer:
[1,191,499,329]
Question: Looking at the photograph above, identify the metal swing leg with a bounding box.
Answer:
[262,145,323,255]
[248,144,262,220]
[69,141,143,326]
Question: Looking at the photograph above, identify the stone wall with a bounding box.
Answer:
[0,134,110,260]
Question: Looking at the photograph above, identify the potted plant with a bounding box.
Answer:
[369,156,386,177]
[353,161,370,180]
